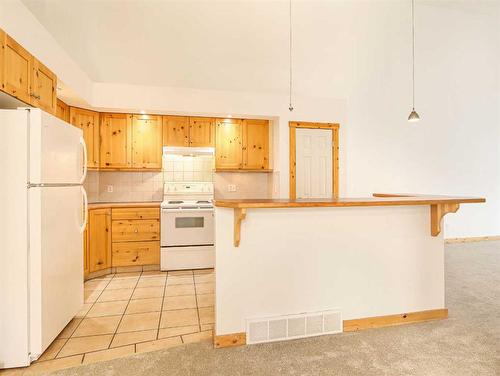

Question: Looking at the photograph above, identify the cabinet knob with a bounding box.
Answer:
[134,229,138,233]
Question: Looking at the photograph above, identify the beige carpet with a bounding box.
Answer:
[49,241,499,376]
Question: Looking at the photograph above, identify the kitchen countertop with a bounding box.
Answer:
[88,201,162,209]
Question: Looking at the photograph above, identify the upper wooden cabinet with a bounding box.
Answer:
[70,107,100,169]
[0,29,57,114]
[162,115,189,147]
[88,208,112,273]
[56,99,70,122]
[162,116,214,147]
[100,113,132,169]
[189,117,214,147]
[215,118,243,170]
[131,114,162,169]
[242,119,269,170]
[1,32,33,104]
[31,58,57,114]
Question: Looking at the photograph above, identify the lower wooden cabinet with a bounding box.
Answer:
[85,206,161,274]
[111,219,160,242]
[88,208,112,273]
[111,207,160,267]
[83,226,90,277]
[112,241,160,267]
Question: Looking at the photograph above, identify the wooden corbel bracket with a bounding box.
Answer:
[234,208,247,247]
[430,203,460,236]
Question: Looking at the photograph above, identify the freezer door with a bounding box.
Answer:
[29,185,84,358]
[29,109,85,185]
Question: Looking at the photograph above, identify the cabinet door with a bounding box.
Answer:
[1,33,33,104]
[31,58,57,115]
[88,209,112,273]
[131,114,162,169]
[242,119,269,170]
[215,118,243,170]
[69,107,100,169]
[162,115,189,147]
[83,226,90,276]
[100,113,132,169]
[56,99,70,123]
[189,117,214,147]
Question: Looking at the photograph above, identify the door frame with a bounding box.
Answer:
[289,121,340,199]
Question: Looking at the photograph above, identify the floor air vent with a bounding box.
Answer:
[246,310,342,345]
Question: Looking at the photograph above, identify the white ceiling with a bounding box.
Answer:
[22,0,294,93]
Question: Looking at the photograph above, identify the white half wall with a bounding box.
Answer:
[215,206,445,335]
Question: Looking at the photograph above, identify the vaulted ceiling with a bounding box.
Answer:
[21,0,370,98]
[21,0,495,98]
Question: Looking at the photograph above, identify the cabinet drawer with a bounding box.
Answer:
[112,241,160,267]
[112,207,160,220]
[112,219,159,242]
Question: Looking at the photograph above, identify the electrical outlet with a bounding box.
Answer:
[227,184,237,192]
[107,185,114,193]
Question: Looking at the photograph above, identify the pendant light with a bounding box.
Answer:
[408,0,420,122]
[288,0,294,112]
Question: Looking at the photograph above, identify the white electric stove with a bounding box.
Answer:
[160,182,214,270]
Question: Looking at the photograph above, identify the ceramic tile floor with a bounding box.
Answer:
[27,269,214,372]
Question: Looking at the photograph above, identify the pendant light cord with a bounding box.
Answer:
[289,0,293,112]
[411,0,416,110]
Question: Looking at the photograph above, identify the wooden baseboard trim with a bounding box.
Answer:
[213,332,246,348]
[445,236,500,244]
[343,308,448,332]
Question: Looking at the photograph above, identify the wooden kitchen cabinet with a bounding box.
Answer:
[189,117,214,147]
[1,32,33,104]
[83,226,90,277]
[112,241,160,267]
[31,58,57,115]
[88,208,112,273]
[112,219,160,242]
[131,114,162,169]
[111,207,160,267]
[242,119,269,170]
[215,118,243,169]
[70,107,100,169]
[163,115,189,147]
[100,113,132,169]
[215,118,270,171]
[56,99,70,122]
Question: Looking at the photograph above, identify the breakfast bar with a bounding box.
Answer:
[213,194,485,348]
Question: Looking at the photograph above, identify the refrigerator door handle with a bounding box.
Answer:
[79,136,88,184]
[80,186,88,233]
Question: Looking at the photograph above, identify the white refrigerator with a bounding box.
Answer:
[0,108,87,369]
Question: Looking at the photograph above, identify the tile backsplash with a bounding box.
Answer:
[162,154,214,182]
[84,171,163,203]
[84,154,273,203]
[84,154,215,203]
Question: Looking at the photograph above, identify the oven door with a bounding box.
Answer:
[161,208,214,247]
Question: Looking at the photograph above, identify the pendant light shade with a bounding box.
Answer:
[408,0,420,123]
[408,109,420,122]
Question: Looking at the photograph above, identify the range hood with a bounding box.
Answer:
[163,146,215,156]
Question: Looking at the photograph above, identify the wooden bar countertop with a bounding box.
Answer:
[214,194,485,209]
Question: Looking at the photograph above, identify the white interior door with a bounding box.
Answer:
[296,128,332,199]
[29,185,84,358]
